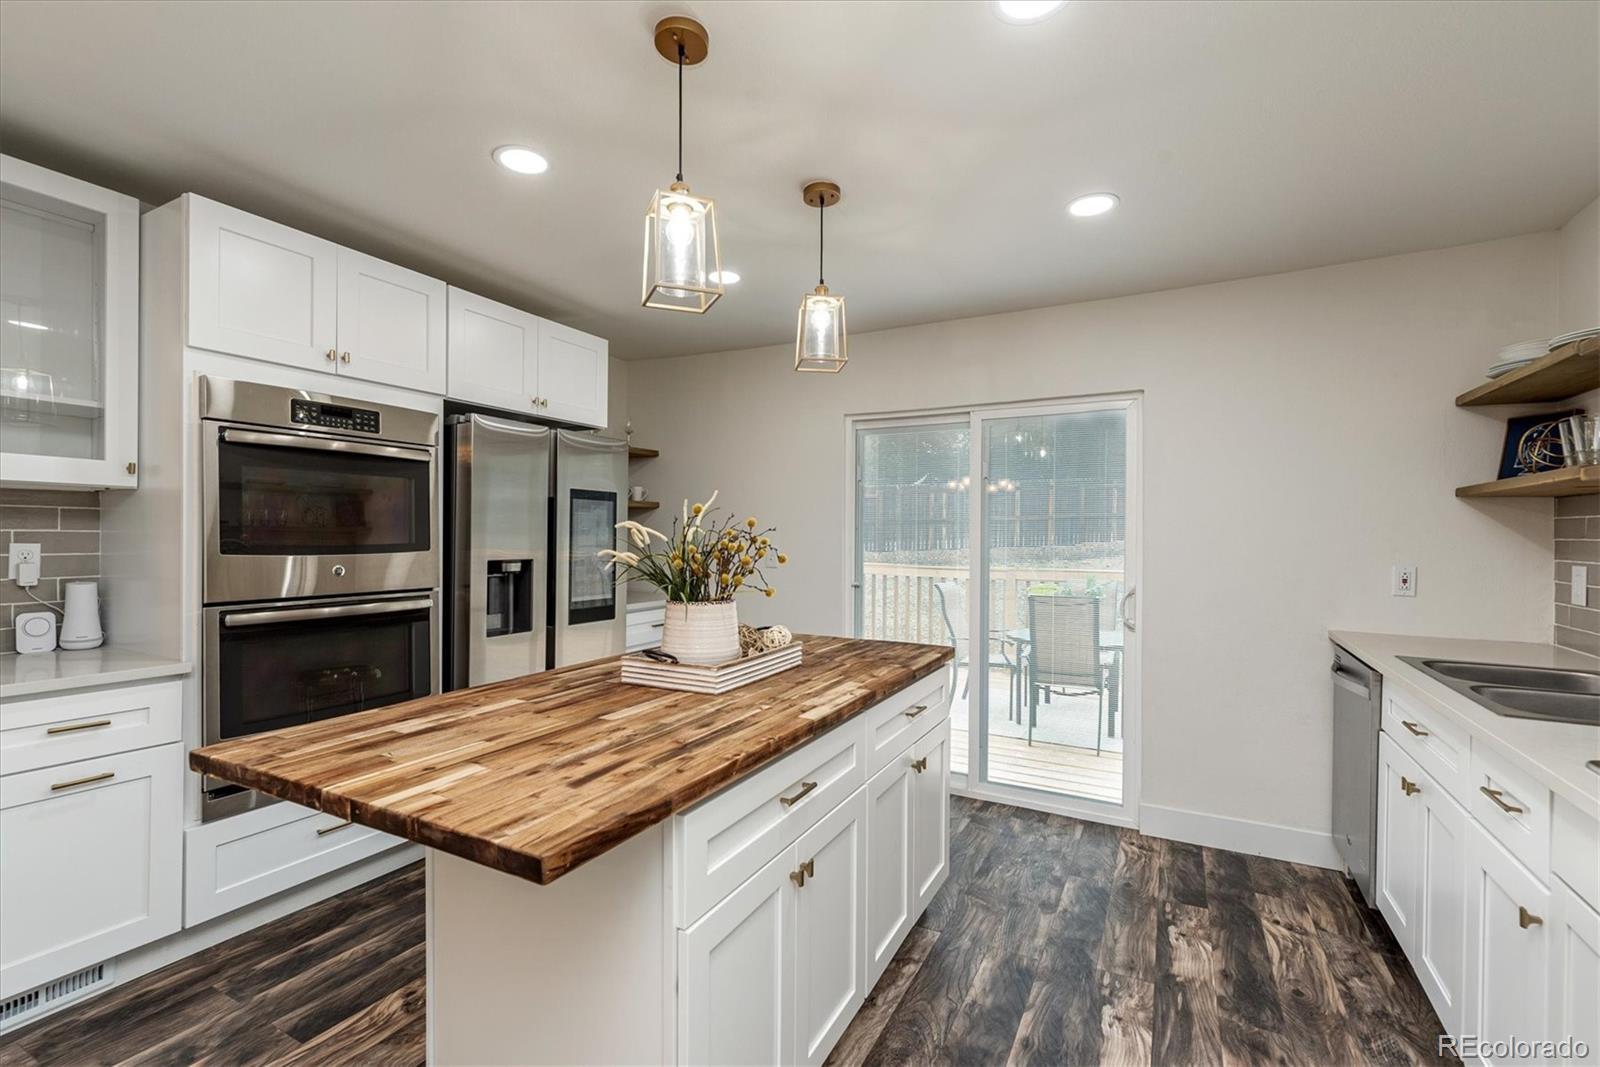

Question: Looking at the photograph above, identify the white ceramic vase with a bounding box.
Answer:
[661,601,739,665]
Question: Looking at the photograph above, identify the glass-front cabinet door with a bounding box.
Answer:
[0,155,139,489]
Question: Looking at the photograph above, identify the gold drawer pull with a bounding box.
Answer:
[911,756,929,774]
[903,704,929,719]
[316,820,355,837]
[1519,906,1543,929]
[790,857,815,887]
[1400,776,1420,796]
[46,719,112,735]
[1480,786,1524,815]
[51,771,114,792]
[1400,720,1429,738]
[779,780,817,807]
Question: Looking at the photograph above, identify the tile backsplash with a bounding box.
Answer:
[0,488,100,653]
[1554,493,1600,656]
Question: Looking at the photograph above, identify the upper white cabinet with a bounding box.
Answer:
[447,287,609,429]
[537,318,608,429]
[335,249,446,393]
[186,195,338,373]
[184,195,446,394]
[0,155,139,490]
[446,287,538,414]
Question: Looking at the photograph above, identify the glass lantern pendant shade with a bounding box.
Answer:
[795,180,847,372]
[642,17,723,314]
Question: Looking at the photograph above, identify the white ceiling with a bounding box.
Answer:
[1,1,1595,360]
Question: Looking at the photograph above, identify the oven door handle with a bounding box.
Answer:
[222,597,434,628]
[219,427,432,462]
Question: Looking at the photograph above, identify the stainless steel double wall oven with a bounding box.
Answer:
[199,376,441,820]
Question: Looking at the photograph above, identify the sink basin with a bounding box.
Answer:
[1418,659,1600,695]
[1468,685,1600,726]
[1397,655,1600,727]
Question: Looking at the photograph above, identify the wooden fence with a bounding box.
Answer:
[859,562,1124,645]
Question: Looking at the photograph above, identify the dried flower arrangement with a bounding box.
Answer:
[600,490,788,603]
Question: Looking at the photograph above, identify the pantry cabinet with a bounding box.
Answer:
[446,287,609,429]
[0,155,140,490]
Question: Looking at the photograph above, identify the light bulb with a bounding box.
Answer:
[993,0,1066,22]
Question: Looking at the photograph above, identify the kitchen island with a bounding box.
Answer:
[191,634,953,1065]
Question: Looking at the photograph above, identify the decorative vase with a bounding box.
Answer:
[661,601,740,665]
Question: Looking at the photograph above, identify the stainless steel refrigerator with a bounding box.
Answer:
[444,410,628,690]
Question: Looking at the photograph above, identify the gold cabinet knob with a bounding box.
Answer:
[911,756,929,774]
[1400,776,1420,796]
[1519,906,1543,929]
[325,348,338,362]
[340,351,352,364]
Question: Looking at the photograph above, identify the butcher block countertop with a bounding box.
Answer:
[190,635,951,885]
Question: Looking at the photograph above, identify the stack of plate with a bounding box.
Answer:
[1486,338,1552,379]
[1548,326,1600,351]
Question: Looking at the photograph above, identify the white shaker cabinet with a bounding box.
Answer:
[0,155,140,490]
[865,758,914,986]
[1547,877,1599,1067]
[445,287,539,416]
[679,848,796,1067]
[186,195,339,373]
[0,742,183,1000]
[1463,820,1551,1065]
[793,789,867,1067]
[910,723,951,915]
[334,249,447,393]
[1376,734,1423,948]
[536,318,608,429]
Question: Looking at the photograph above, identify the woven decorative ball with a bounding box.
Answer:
[756,625,793,652]
[738,623,761,655]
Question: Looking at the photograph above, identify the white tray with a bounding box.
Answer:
[620,642,803,694]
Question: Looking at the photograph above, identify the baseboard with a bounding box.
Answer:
[1138,803,1341,870]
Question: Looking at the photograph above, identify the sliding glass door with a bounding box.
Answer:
[851,397,1139,823]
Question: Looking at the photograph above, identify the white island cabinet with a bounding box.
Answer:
[428,671,949,1066]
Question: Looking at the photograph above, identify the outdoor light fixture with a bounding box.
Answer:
[794,180,847,372]
[641,16,723,314]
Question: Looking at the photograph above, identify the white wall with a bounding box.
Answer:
[1557,197,1599,333]
[627,232,1562,856]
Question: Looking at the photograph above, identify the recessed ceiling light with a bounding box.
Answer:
[708,270,741,285]
[993,0,1066,24]
[492,145,549,175]
[1067,192,1119,217]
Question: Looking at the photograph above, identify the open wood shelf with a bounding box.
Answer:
[628,446,659,459]
[1455,465,1600,499]
[628,500,660,512]
[1456,337,1599,407]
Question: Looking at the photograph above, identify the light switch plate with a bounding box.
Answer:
[1392,564,1417,597]
[1573,565,1589,608]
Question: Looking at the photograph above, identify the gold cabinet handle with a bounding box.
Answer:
[1400,776,1420,796]
[779,780,817,807]
[911,756,929,774]
[903,704,929,719]
[46,719,112,735]
[340,351,351,364]
[325,348,337,362]
[1401,720,1429,738]
[790,857,815,887]
[1519,905,1543,929]
[1480,786,1524,815]
[316,819,355,837]
[51,771,114,791]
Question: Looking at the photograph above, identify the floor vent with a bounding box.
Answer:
[0,962,112,1033]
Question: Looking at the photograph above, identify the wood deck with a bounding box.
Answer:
[951,725,1123,804]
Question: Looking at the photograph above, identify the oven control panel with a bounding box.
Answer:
[290,399,381,434]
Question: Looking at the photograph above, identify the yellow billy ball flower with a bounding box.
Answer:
[692,503,703,515]
[763,586,775,597]
[746,517,757,529]
[776,553,788,564]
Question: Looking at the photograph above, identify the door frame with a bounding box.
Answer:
[843,392,1142,829]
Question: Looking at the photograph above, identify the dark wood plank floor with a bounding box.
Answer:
[0,797,1454,1067]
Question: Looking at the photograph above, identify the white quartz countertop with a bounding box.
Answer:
[1330,631,1600,820]
[0,647,191,700]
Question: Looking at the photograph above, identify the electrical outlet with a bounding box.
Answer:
[1573,565,1589,608]
[8,542,40,582]
[1392,564,1417,598]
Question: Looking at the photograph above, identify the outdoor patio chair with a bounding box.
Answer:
[933,580,1021,716]
[1025,593,1108,753]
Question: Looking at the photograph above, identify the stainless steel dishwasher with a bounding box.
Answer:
[1331,643,1382,906]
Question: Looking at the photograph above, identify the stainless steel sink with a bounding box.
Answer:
[1398,656,1600,727]
[1418,659,1600,695]
[1468,685,1600,726]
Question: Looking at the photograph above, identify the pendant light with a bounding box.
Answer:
[642,16,723,314]
[795,180,847,373]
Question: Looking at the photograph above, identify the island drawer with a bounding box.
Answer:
[1383,684,1470,807]
[674,717,865,927]
[0,680,182,776]
[1467,742,1551,881]
[863,672,947,778]
[184,800,408,926]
